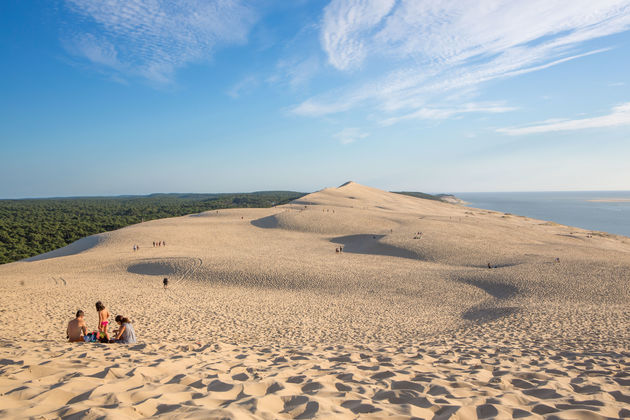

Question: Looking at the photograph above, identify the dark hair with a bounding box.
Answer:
[95,301,105,311]
[76,310,84,318]
[115,315,130,324]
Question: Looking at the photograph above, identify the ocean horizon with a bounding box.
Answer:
[455,190,630,238]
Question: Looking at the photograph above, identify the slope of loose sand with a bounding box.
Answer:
[0,182,628,419]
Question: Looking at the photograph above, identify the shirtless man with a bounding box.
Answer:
[67,310,88,342]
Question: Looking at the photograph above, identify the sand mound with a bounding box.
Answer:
[23,234,106,262]
[0,181,629,418]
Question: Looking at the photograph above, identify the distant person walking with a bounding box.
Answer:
[163,278,168,289]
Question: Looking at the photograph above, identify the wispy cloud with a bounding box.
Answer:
[273,56,321,89]
[62,0,257,83]
[227,76,258,98]
[380,102,516,126]
[293,0,630,123]
[497,102,630,135]
[321,0,396,71]
[334,127,369,144]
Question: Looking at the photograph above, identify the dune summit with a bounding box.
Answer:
[0,182,629,418]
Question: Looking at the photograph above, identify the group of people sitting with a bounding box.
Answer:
[66,301,136,344]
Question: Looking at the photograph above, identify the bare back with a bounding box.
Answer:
[67,318,87,342]
[99,309,109,327]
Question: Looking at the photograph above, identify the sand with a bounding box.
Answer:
[0,182,628,419]
[587,198,630,203]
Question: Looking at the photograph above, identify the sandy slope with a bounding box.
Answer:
[0,182,628,419]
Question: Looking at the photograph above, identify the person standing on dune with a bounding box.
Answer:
[95,301,110,341]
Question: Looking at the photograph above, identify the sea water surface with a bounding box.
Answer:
[455,191,630,238]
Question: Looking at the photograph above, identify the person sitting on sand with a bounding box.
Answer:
[113,315,137,344]
[95,301,110,341]
[67,310,87,342]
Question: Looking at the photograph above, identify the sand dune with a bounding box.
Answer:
[0,182,628,418]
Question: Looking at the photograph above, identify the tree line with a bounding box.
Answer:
[0,191,305,264]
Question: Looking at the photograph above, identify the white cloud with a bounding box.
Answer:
[497,102,630,135]
[227,76,258,98]
[334,127,369,144]
[63,33,121,69]
[321,0,395,70]
[380,102,516,126]
[63,0,257,83]
[272,56,320,89]
[294,0,630,123]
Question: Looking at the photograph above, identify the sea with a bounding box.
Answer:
[454,191,630,238]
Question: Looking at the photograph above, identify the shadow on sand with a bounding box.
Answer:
[330,234,419,260]
[250,215,280,229]
[457,278,519,300]
[462,306,519,322]
[24,235,103,262]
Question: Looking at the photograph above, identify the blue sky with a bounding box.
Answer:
[1,0,629,198]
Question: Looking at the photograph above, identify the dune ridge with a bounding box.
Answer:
[0,182,628,418]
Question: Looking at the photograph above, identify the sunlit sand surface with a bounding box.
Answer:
[1,182,628,419]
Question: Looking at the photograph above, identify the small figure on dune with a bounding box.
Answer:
[488,263,492,269]
[555,257,560,263]
[340,246,343,253]
[153,241,155,247]
[336,247,339,253]
[162,241,166,246]
[133,245,136,252]
[163,277,168,289]
[67,310,87,342]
